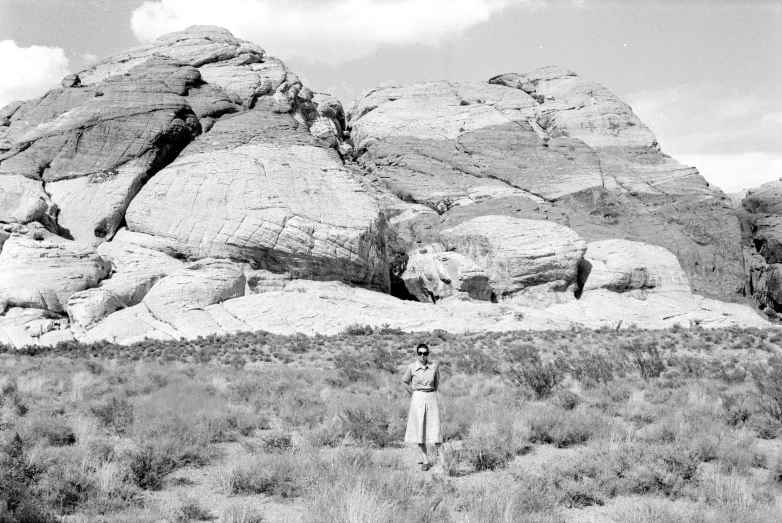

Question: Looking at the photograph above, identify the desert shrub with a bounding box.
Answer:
[171,496,214,522]
[337,400,405,448]
[748,413,782,439]
[528,406,602,448]
[128,445,174,491]
[720,392,751,427]
[769,453,782,484]
[455,479,564,522]
[307,458,449,523]
[439,395,478,441]
[615,443,700,497]
[716,431,758,475]
[262,432,293,453]
[221,502,265,523]
[343,324,375,336]
[506,349,564,399]
[0,434,53,521]
[227,453,304,498]
[620,340,665,380]
[89,396,134,435]
[448,346,498,375]
[751,356,782,422]
[21,416,76,446]
[562,350,616,386]
[450,417,527,474]
[552,389,582,411]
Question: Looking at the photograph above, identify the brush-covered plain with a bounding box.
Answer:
[2,325,782,522]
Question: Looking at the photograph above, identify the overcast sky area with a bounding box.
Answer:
[1,0,779,193]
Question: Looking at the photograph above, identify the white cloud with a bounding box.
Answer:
[625,84,782,192]
[80,52,99,64]
[130,0,527,63]
[0,41,70,109]
[626,84,781,156]
[677,152,782,194]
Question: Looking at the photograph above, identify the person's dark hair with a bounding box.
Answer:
[416,343,429,350]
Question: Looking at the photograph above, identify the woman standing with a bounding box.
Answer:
[402,343,444,471]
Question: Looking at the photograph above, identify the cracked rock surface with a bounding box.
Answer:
[348,66,743,300]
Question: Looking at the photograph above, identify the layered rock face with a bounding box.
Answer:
[348,67,744,300]
[0,27,767,347]
[739,181,782,312]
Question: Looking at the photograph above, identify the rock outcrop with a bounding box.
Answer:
[124,105,389,290]
[440,216,586,304]
[739,181,782,313]
[348,67,744,301]
[0,27,769,348]
[579,239,691,295]
[0,233,110,314]
[401,247,491,303]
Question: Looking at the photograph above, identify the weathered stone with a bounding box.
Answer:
[141,258,246,337]
[580,239,691,295]
[348,70,742,300]
[0,236,110,314]
[0,175,54,224]
[401,248,491,303]
[126,107,389,291]
[440,216,587,302]
[0,56,206,243]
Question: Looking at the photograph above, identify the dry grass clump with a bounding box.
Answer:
[306,448,449,523]
[527,404,609,448]
[454,479,565,523]
[221,451,307,498]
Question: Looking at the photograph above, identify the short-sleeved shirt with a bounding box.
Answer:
[402,361,440,392]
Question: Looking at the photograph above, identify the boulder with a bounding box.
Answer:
[0,175,54,225]
[0,308,72,347]
[141,258,246,337]
[65,228,187,326]
[125,106,389,291]
[440,215,587,302]
[0,236,110,314]
[401,247,491,303]
[580,239,691,295]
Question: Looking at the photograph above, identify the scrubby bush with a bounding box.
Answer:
[752,356,782,422]
[89,396,134,435]
[226,453,303,498]
[620,340,665,380]
[528,407,602,448]
[506,346,564,399]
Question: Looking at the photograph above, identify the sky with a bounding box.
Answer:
[1,0,779,193]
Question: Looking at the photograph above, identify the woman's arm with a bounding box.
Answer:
[401,364,414,395]
[433,363,440,391]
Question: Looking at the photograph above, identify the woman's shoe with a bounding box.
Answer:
[421,463,431,471]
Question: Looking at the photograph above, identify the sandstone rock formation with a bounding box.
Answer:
[0,27,769,348]
[124,105,389,291]
[401,247,491,303]
[440,216,586,304]
[348,67,744,301]
[579,239,691,295]
[739,181,782,313]
[0,233,110,314]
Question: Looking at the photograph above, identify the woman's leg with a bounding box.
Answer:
[418,443,429,464]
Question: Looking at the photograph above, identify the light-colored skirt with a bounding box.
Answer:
[405,391,441,444]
